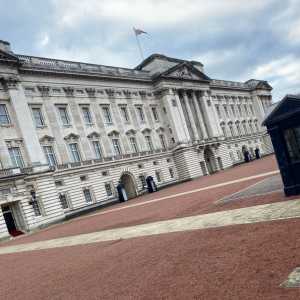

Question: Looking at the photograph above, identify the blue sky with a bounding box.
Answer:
[1,0,299,101]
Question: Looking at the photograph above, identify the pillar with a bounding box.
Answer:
[5,77,47,166]
[181,90,199,141]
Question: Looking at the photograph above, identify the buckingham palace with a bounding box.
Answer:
[0,39,273,238]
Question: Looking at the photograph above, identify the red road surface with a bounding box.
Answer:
[1,155,299,299]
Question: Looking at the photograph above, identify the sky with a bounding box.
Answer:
[1,0,300,101]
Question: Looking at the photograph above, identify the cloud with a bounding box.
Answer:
[0,0,300,102]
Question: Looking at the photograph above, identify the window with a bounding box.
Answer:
[58,106,70,125]
[284,127,300,162]
[31,107,45,127]
[102,106,113,124]
[151,107,159,122]
[92,141,102,159]
[169,167,174,178]
[155,170,162,182]
[112,138,122,155]
[145,135,154,151]
[59,193,69,209]
[223,105,229,118]
[215,105,221,118]
[83,188,93,203]
[8,147,24,168]
[105,183,114,197]
[236,123,242,136]
[243,124,248,135]
[129,137,139,153]
[255,122,259,132]
[238,105,242,116]
[229,125,234,137]
[139,175,146,188]
[120,106,130,122]
[69,143,81,162]
[0,104,10,125]
[43,145,57,166]
[249,122,254,134]
[159,134,167,150]
[30,190,42,216]
[250,105,254,114]
[231,105,235,117]
[82,106,93,124]
[244,104,249,116]
[221,126,227,137]
[136,106,145,123]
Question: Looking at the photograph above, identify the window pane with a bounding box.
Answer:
[152,107,159,121]
[8,147,24,168]
[59,107,70,125]
[59,193,69,209]
[129,137,138,153]
[0,104,10,125]
[120,107,129,122]
[145,136,154,151]
[112,139,122,155]
[105,183,113,196]
[43,146,57,166]
[102,107,112,123]
[32,108,44,127]
[92,141,102,159]
[82,107,93,124]
[69,143,81,162]
[83,188,93,203]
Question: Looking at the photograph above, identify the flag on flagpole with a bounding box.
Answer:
[133,27,147,36]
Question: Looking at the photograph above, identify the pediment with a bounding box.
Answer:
[39,135,55,143]
[125,129,137,135]
[141,128,152,134]
[107,129,120,137]
[0,49,19,64]
[64,133,80,141]
[157,62,211,82]
[87,131,101,139]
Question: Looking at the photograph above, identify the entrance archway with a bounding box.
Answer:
[120,172,137,200]
[204,146,217,174]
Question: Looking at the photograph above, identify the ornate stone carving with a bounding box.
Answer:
[85,88,96,97]
[39,135,54,143]
[123,89,132,98]
[105,88,115,97]
[64,133,79,142]
[125,129,137,135]
[0,75,20,90]
[37,85,50,96]
[63,87,74,96]
[107,129,119,137]
[87,131,100,139]
[139,90,146,98]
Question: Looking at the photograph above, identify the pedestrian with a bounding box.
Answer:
[255,147,260,159]
[117,181,128,202]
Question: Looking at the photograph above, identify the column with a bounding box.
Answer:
[5,78,47,166]
[198,91,222,138]
[191,91,208,140]
[182,90,199,141]
[162,89,190,143]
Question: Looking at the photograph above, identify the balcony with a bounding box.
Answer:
[56,148,171,171]
[0,165,50,179]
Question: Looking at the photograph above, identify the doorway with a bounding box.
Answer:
[120,172,137,200]
[1,203,24,237]
[204,146,217,174]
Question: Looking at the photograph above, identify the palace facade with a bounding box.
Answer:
[0,40,273,238]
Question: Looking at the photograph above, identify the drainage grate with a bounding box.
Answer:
[281,267,300,288]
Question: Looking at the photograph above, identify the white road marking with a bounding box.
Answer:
[80,170,280,220]
[0,195,298,255]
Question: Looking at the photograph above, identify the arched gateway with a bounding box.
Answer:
[120,172,137,199]
[204,146,217,174]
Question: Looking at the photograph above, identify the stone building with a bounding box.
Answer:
[0,40,273,238]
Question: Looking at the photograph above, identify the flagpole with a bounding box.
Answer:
[134,28,144,60]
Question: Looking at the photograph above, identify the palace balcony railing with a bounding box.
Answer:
[55,148,171,171]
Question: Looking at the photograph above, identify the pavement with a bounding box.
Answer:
[1,155,300,299]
